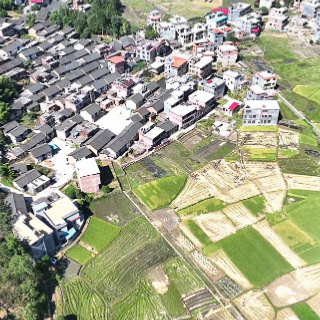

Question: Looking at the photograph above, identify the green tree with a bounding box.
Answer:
[275,1,281,8]
[0,164,18,180]
[145,24,158,39]
[0,9,7,17]
[101,185,110,195]
[0,102,9,126]
[0,0,13,10]
[26,13,36,27]
[31,4,40,11]
[260,6,269,14]
[226,33,237,42]
[121,18,131,35]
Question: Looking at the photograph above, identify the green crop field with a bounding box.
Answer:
[66,244,93,265]
[293,85,320,104]
[240,126,278,132]
[241,196,265,216]
[278,154,320,176]
[284,197,320,243]
[291,303,320,320]
[287,189,320,199]
[134,175,187,210]
[59,217,208,320]
[278,149,298,158]
[81,217,121,251]
[204,226,292,287]
[300,134,318,146]
[89,193,138,226]
[178,198,226,217]
[243,147,277,161]
[183,219,212,247]
[206,143,236,161]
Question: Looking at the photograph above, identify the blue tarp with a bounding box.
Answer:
[49,142,59,150]
[65,228,76,240]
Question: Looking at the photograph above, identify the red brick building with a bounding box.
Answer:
[75,158,101,193]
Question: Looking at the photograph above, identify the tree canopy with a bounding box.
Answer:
[50,0,131,39]
[145,24,158,40]
[0,190,47,320]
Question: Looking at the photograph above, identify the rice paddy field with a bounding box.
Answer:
[241,196,265,216]
[66,244,93,265]
[243,147,277,162]
[59,217,209,320]
[134,175,187,210]
[204,226,293,287]
[291,303,320,320]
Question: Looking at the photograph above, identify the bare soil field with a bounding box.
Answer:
[148,265,170,295]
[307,294,320,317]
[203,307,234,320]
[193,211,236,243]
[276,308,300,320]
[191,250,219,276]
[266,274,311,308]
[179,129,206,150]
[222,203,257,229]
[209,250,252,291]
[240,131,278,148]
[254,221,306,269]
[284,174,320,191]
[279,129,300,150]
[153,208,179,232]
[292,263,320,295]
[181,288,217,314]
[234,290,275,320]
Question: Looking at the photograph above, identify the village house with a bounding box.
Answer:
[66,147,93,165]
[6,125,29,144]
[252,70,277,89]
[156,22,176,40]
[55,120,77,140]
[223,70,244,92]
[84,129,115,155]
[165,55,189,78]
[107,56,125,74]
[126,93,145,110]
[147,9,162,28]
[199,77,226,100]
[188,56,213,79]
[188,90,215,109]
[242,100,280,126]
[80,103,104,122]
[206,11,228,29]
[139,122,166,147]
[301,0,320,17]
[29,143,53,163]
[221,100,240,117]
[207,28,224,46]
[27,175,51,195]
[76,158,101,193]
[5,192,28,218]
[228,2,252,23]
[266,7,289,31]
[247,85,274,100]
[12,169,42,192]
[168,104,197,129]
[217,42,238,66]
[0,23,15,37]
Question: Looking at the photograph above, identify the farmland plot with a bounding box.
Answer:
[193,211,236,243]
[307,294,320,317]
[279,130,300,150]
[266,274,311,307]
[284,174,320,191]
[222,202,257,229]
[179,222,203,247]
[276,308,300,320]
[209,250,253,290]
[240,131,278,148]
[292,263,320,295]
[234,291,275,320]
[203,307,234,320]
[253,221,306,268]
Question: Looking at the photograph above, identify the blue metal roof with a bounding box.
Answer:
[33,202,48,212]
[65,228,76,240]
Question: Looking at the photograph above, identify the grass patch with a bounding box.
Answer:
[278,153,320,176]
[192,136,214,152]
[183,220,212,247]
[300,134,318,146]
[240,126,278,132]
[178,198,226,217]
[243,147,277,161]
[81,217,121,251]
[134,175,187,210]
[66,245,92,265]
[291,303,320,320]
[89,193,138,227]
[287,189,320,199]
[299,245,320,264]
[204,226,292,287]
[278,149,298,158]
[266,211,287,227]
[241,196,265,216]
[279,101,299,120]
[160,283,187,317]
[207,143,236,161]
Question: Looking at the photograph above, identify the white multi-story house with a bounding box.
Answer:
[252,70,277,89]
[242,100,280,126]
[216,42,238,66]
[223,70,244,92]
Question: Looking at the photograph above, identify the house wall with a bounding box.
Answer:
[242,106,279,125]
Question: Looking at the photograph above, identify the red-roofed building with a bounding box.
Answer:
[211,7,229,15]
[221,100,240,116]
[30,0,49,3]
[147,9,162,28]
[107,55,125,74]
[208,28,224,46]
[165,55,189,77]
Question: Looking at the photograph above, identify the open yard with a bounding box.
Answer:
[81,217,121,251]
[204,226,293,287]
[89,193,138,226]
[66,244,93,265]
[134,175,187,210]
[178,197,226,217]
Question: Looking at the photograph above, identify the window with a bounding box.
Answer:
[268,120,271,123]
[253,115,256,118]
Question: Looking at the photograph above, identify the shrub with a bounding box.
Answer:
[101,185,110,195]
[64,184,78,199]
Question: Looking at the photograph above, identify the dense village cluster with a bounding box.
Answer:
[0,0,320,317]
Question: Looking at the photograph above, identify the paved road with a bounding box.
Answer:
[278,92,320,135]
